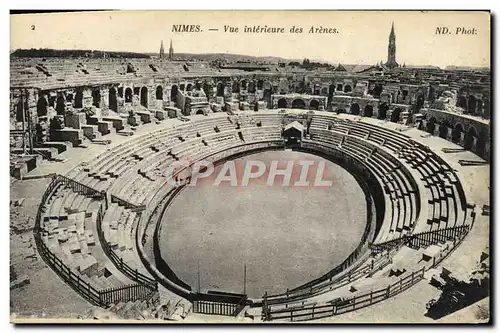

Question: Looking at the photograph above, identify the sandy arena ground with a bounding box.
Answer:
[159,150,367,298]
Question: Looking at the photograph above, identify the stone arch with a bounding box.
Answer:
[364,105,374,118]
[202,82,211,99]
[118,87,124,98]
[74,90,83,108]
[109,87,118,112]
[277,98,287,108]
[55,94,66,115]
[92,89,101,108]
[257,79,264,90]
[464,125,478,151]
[291,99,306,109]
[240,80,247,90]
[438,121,449,139]
[216,82,225,97]
[344,85,352,93]
[15,100,27,122]
[186,83,193,92]
[180,83,186,91]
[350,103,360,115]
[232,81,240,93]
[467,95,477,114]
[140,86,148,107]
[125,87,133,103]
[451,123,464,144]
[309,99,320,110]
[196,110,204,115]
[427,117,437,134]
[390,108,402,123]
[248,81,256,93]
[372,84,383,98]
[66,93,73,103]
[336,108,346,114]
[378,103,389,120]
[477,128,487,157]
[457,95,467,108]
[156,86,163,100]
[336,84,343,91]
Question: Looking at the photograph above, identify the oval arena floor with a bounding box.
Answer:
[158,150,367,298]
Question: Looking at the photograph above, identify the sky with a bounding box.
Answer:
[10,10,491,68]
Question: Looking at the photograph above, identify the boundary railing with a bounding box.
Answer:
[34,174,159,309]
[263,223,471,321]
[110,194,146,212]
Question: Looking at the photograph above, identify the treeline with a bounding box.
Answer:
[288,58,335,70]
[11,48,151,59]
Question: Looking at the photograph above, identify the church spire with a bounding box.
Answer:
[159,40,165,60]
[385,22,399,69]
[168,39,174,61]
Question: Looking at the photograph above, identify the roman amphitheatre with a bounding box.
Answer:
[10,34,490,322]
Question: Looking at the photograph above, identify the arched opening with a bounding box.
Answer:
[125,87,133,103]
[390,108,402,123]
[467,95,477,114]
[336,108,346,114]
[427,117,437,134]
[464,126,478,151]
[134,87,140,96]
[336,84,343,91]
[263,89,272,106]
[477,128,487,157]
[66,93,73,103]
[313,85,321,95]
[202,83,211,99]
[364,105,374,117]
[378,103,389,120]
[92,89,101,108]
[257,80,264,90]
[74,90,83,108]
[118,87,124,98]
[309,99,320,110]
[248,81,256,93]
[55,95,66,115]
[109,87,118,112]
[232,81,240,93]
[254,103,259,111]
[439,122,449,139]
[328,84,335,106]
[156,86,163,100]
[170,86,179,105]
[240,80,247,90]
[344,85,352,93]
[451,123,464,144]
[457,95,467,108]
[180,83,185,91]
[37,96,48,117]
[16,100,27,122]
[196,110,204,115]
[372,84,383,99]
[186,83,193,92]
[140,87,148,108]
[216,82,225,97]
[277,98,287,108]
[291,99,306,109]
[350,103,360,115]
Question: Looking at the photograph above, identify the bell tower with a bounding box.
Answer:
[385,22,399,69]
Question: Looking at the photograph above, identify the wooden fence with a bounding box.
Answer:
[34,174,158,310]
[263,223,471,322]
[265,267,426,322]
